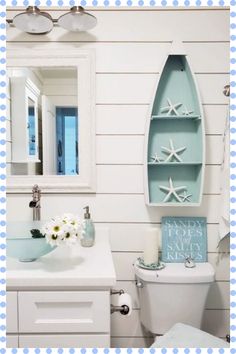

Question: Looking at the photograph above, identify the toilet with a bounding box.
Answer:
[134,262,215,336]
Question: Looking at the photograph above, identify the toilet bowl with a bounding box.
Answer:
[134,262,215,336]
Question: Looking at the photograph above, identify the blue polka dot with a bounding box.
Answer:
[161,0,167,5]
[150,0,155,4]
[232,59,236,65]
[207,0,213,5]
[11,349,17,354]
[35,0,41,5]
[231,186,236,191]
[69,0,75,5]
[23,349,29,354]
[231,209,236,214]
[231,0,236,4]
[231,197,236,203]
[69,350,75,354]
[0,243,5,249]
[81,349,86,354]
[231,163,236,168]
[127,350,132,354]
[0,290,5,296]
[0,151,5,157]
[196,0,201,5]
[231,81,236,87]
[0,302,6,307]
[184,0,190,5]
[138,0,144,5]
[207,349,213,354]
[185,350,190,354]
[231,70,236,76]
[115,0,121,5]
[0,12,6,18]
[23,0,29,6]
[231,337,236,342]
[231,174,236,179]
[0,256,5,261]
[0,313,5,318]
[0,337,6,343]
[219,0,224,5]
[231,301,236,307]
[35,349,40,354]
[173,0,178,5]
[231,256,236,261]
[46,349,52,354]
[231,313,236,319]
[46,0,52,5]
[115,350,121,354]
[93,350,98,354]
[161,349,167,354]
[150,349,155,354]
[173,349,178,354]
[0,185,6,191]
[104,0,109,5]
[231,278,236,284]
[138,350,144,354]
[231,12,236,17]
[232,93,236,99]
[81,0,87,5]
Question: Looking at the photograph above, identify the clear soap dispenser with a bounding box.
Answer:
[80,206,95,247]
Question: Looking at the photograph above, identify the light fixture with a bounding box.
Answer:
[58,6,97,32]
[9,6,97,34]
[12,6,53,34]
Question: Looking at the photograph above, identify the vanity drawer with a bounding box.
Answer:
[18,291,110,333]
[7,292,18,333]
[19,334,110,347]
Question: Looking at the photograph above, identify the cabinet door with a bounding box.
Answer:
[19,291,110,333]
[7,292,18,333]
[6,335,18,348]
[19,334,110,348]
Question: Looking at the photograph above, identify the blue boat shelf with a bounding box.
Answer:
[144,50,205,207]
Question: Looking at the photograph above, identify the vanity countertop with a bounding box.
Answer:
[7,227,116,290]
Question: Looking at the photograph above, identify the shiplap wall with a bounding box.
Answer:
[6,7,230,347]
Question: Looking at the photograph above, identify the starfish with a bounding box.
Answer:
[179,191,192,202]
[150,153,164,163]
[159,177,186,203]
[161,139,186,162]
[160,98,182,116]
[182,105,194,116]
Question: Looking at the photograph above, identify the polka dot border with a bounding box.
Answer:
[1,0,235,353]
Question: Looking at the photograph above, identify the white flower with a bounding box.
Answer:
[42,213,81,247]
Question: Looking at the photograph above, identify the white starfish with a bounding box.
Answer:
[182,105,194,116]
[150,153,164,163]
[161,139,186,162]
[159,177,186,203]
[179,191,192,202]
[160,98,182,116]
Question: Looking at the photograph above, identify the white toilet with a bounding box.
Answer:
[134,262,215,336]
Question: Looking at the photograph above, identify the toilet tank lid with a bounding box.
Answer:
[134,262,215,283]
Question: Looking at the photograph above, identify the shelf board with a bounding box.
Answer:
[151,115,200,120]
[148,162,202,166]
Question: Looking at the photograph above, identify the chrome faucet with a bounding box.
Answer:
[29,184,41,221]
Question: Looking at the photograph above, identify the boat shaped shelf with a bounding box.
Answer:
[145,53,205,206]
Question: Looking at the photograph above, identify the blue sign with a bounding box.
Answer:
[162,217,207,263]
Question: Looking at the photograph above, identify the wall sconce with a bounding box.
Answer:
[7,6,97,34]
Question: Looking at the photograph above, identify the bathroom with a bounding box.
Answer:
[5,4,230,349]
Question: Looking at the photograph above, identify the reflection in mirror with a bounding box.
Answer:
[28,97,36,157]
[7,66,78,176]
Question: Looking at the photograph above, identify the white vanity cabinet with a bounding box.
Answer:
[6,229,116,348]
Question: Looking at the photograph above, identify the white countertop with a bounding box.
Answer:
[7,227,116,290]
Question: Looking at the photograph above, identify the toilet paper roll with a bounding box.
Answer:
[118,293,132,316]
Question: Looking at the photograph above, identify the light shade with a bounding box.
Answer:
[13,6,53,34]
[58,6,97,32]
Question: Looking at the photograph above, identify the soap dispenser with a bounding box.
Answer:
[80,206,95,247]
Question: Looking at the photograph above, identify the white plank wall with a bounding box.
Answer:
[6,8,230,347]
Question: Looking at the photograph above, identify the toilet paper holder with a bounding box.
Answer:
[110,289,131,315]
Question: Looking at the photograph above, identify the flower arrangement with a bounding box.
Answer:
[42,213,81,247]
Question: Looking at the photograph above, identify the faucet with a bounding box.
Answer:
[29,184,41,221]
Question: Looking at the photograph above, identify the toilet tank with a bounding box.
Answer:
[134,262,215,335]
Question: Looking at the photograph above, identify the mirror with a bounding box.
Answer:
[7,48,96,193]
[7,66,78,176]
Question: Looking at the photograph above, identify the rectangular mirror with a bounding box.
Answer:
[7,48,96,193]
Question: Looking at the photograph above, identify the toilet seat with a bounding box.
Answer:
[151,323,229,348]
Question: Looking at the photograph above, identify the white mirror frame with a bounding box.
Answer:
[7,48,96,194]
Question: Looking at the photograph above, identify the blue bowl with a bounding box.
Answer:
[7,221,56,262]
[7,237,56,262]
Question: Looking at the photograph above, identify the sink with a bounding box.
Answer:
[7,221,56,262]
